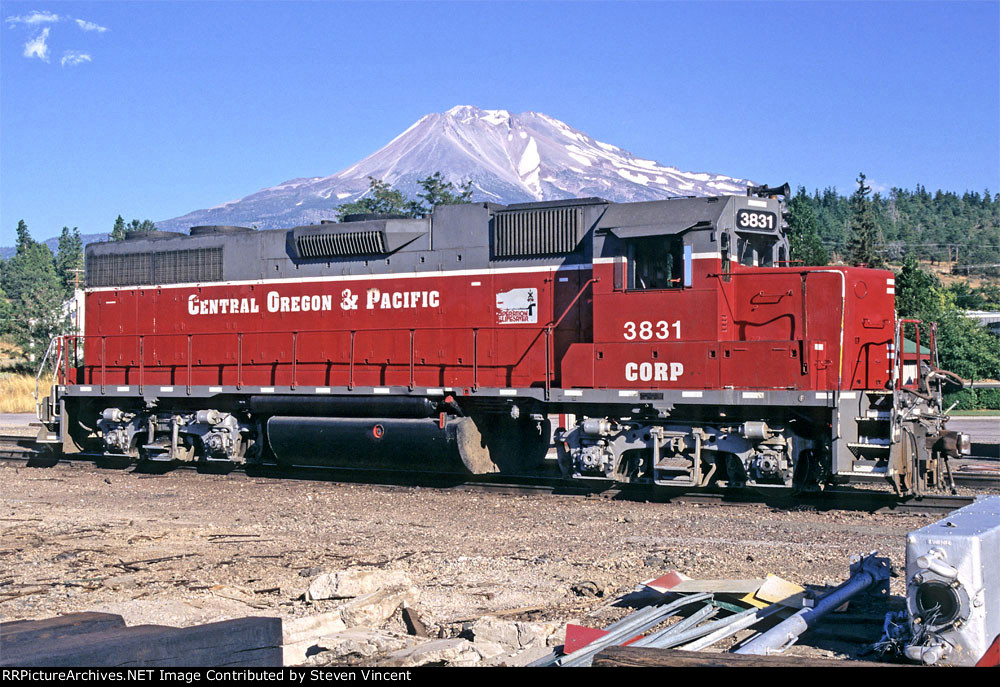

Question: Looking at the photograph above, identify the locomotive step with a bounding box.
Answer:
[33,425,60,444]
[850,463,888,474]
[139,445,175,462]
[852,438,891,446]
[655,457,694,470]
[847,442,892,459]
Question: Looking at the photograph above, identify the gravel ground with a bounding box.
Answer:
[1,457,953,664]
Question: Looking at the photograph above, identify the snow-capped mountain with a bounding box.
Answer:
[157,106,752,231]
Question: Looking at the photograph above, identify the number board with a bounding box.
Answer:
[736,208,777,232]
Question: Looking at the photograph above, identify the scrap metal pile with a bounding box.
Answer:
[532,495,1000,668]
[528,553,889,667]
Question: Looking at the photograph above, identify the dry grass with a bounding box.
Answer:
[0,372,52,413]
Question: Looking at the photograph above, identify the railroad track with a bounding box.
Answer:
[2,432,993,515]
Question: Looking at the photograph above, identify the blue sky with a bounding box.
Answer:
[2,0,998,246]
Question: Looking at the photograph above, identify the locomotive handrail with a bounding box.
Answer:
[34,335,63,422]
[59,321,559,391]
[550,278,599,329]
[63,280,604,396]
[544,277,598,398]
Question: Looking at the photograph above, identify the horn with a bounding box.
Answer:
[749,183,791,198]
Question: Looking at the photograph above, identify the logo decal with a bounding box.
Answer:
[496,288,537,324]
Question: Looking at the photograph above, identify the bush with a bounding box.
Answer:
[944,389,979,410]
[944,388,1000,410]
[975,388,1000,410]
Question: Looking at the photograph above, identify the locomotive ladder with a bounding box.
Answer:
[847,389,893,469]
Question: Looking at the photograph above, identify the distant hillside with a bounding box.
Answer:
[797,186,1000,273]
[0,232,108,260]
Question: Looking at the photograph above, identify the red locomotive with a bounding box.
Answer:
[37,185,967,495]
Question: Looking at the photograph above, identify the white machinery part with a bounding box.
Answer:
[904,495,1000,666]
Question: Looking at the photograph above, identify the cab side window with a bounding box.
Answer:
[737,235,776,267]
[629,236,684,290]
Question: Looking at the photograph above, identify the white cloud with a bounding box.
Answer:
[7,13,108,65]
[74,18,108,33]
[6,10,60,26]
[23,27,50,61]
[61,51,92,67]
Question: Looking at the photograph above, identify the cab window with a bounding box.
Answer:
[737,235,776,267]
[629,236,683,289]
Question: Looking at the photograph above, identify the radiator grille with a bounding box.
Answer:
[493,207,583,257]
[295,231,386,258]
[86,248,223,287]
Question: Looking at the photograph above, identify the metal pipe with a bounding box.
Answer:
[734,552,890,655]
[673,603,787,651]
[632,603,719,648]
[681,605,785,651]
[558,593,712,667]
[291,331,298,389]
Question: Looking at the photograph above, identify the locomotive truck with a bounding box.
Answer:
[35,185,968,495]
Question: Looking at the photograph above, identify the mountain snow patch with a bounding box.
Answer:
[155,105,752,232]
[518,137,541,177]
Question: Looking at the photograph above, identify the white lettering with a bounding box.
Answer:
[639,362,652,381]
[624,361,685,382]
[655,362,669,380]
[188,288,435,316]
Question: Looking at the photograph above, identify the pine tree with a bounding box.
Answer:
[111,215,127,241]
[0,281,13,339]
[56,226,84,298]
[415,172,473,211]
[335,173,475,221]
[786,188,829,266]
[335,177,423,220]
[0,221,66,359]
[847,172,886,268]
[128,219,156,233]
[895,256,941,318]
[15,219,34,255]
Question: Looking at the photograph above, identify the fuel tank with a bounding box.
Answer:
[265,415,495,474]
